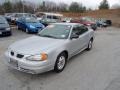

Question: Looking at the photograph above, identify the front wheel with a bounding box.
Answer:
[86,39,93,51]
[54,53,67,73]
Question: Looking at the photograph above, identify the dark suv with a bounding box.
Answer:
[0,16,11,36]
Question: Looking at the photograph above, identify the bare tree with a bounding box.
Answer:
[99,0,109,10]
[58,2,68,12]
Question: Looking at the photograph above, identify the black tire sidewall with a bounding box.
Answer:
[86,40,93,51]
[54,53,67,73]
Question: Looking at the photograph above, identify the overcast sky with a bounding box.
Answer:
[24,0,120,9]
[1,0,120,9]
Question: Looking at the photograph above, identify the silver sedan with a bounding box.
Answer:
[5,23,94,74]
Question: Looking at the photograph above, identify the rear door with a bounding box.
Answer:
[78,25,90,48]
[68,25,90,56]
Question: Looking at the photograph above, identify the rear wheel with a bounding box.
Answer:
[86,39,93,51]
[17,26,21,30]
[54,53,67,73]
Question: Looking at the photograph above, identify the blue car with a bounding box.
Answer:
[16,17,45,33]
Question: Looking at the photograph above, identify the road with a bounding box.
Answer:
[0,27,120,90]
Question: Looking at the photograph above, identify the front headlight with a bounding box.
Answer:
[6,28,10,31]
[26,53,48,61]
[29,25,35,29]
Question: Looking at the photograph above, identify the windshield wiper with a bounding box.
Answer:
[39,34,58,39]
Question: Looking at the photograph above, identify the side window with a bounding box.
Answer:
[72,26,80,36]
[42,15,46,19]
[79,26,88,35]
[47,15,52,19]
[72,26,88,36]
[53,16,59,19]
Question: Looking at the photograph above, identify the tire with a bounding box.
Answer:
[54,53,67,73]
[17,26,21,30]
[86,39,93,51]
[25,28,29,34]
[9,32,12,36]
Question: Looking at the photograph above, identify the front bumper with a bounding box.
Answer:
[4,52,52,74]
[0,31,11,36]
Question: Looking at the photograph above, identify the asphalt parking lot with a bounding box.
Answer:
[0,27,120,90]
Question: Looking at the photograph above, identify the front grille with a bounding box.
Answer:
[17,54,24,58]
[1,31,11,36]
[0,28,5,31]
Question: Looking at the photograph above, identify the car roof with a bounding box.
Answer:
[52,23,83,26]
[36,12,63,16]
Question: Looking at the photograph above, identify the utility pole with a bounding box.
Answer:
[22,0,24,13]
[43,1,45,11]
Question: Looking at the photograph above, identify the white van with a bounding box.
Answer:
[36,12,63,26]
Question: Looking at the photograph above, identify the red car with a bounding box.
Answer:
[71,18,97,30]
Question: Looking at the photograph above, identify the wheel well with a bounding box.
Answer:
[90,37,93,42]
[61,50,68,60]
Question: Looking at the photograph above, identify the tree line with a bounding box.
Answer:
[0,0,111,14]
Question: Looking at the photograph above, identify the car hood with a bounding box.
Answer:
[26,23,43,28]
[0,23,9,29]
[9,36,65,55]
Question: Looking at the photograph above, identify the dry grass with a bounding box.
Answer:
[61,9,120,27]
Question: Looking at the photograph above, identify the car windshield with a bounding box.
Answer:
[25,18,38,23]
[38,24,71,39]
[0,17,7,24]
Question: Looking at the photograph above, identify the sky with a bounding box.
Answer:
[1,0,120,9]
[25,0,120,9]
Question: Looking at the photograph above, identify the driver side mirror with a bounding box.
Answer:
[70,34,79,39]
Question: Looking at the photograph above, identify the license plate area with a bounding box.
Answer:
[9,58,18,68]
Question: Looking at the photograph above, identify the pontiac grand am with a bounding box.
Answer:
[5,23,94,74]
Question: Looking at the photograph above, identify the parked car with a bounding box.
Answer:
[7,13,35,24]
[16,17,45,33]
[4,13,13,24]
[104,20,112,26]
[71,18,97,30]
[0,16,11,36]
[62,17,72,23]
[36,12,63,26]
[96,19,108,27]
[5,23,94,74]
[96,18,112,27]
